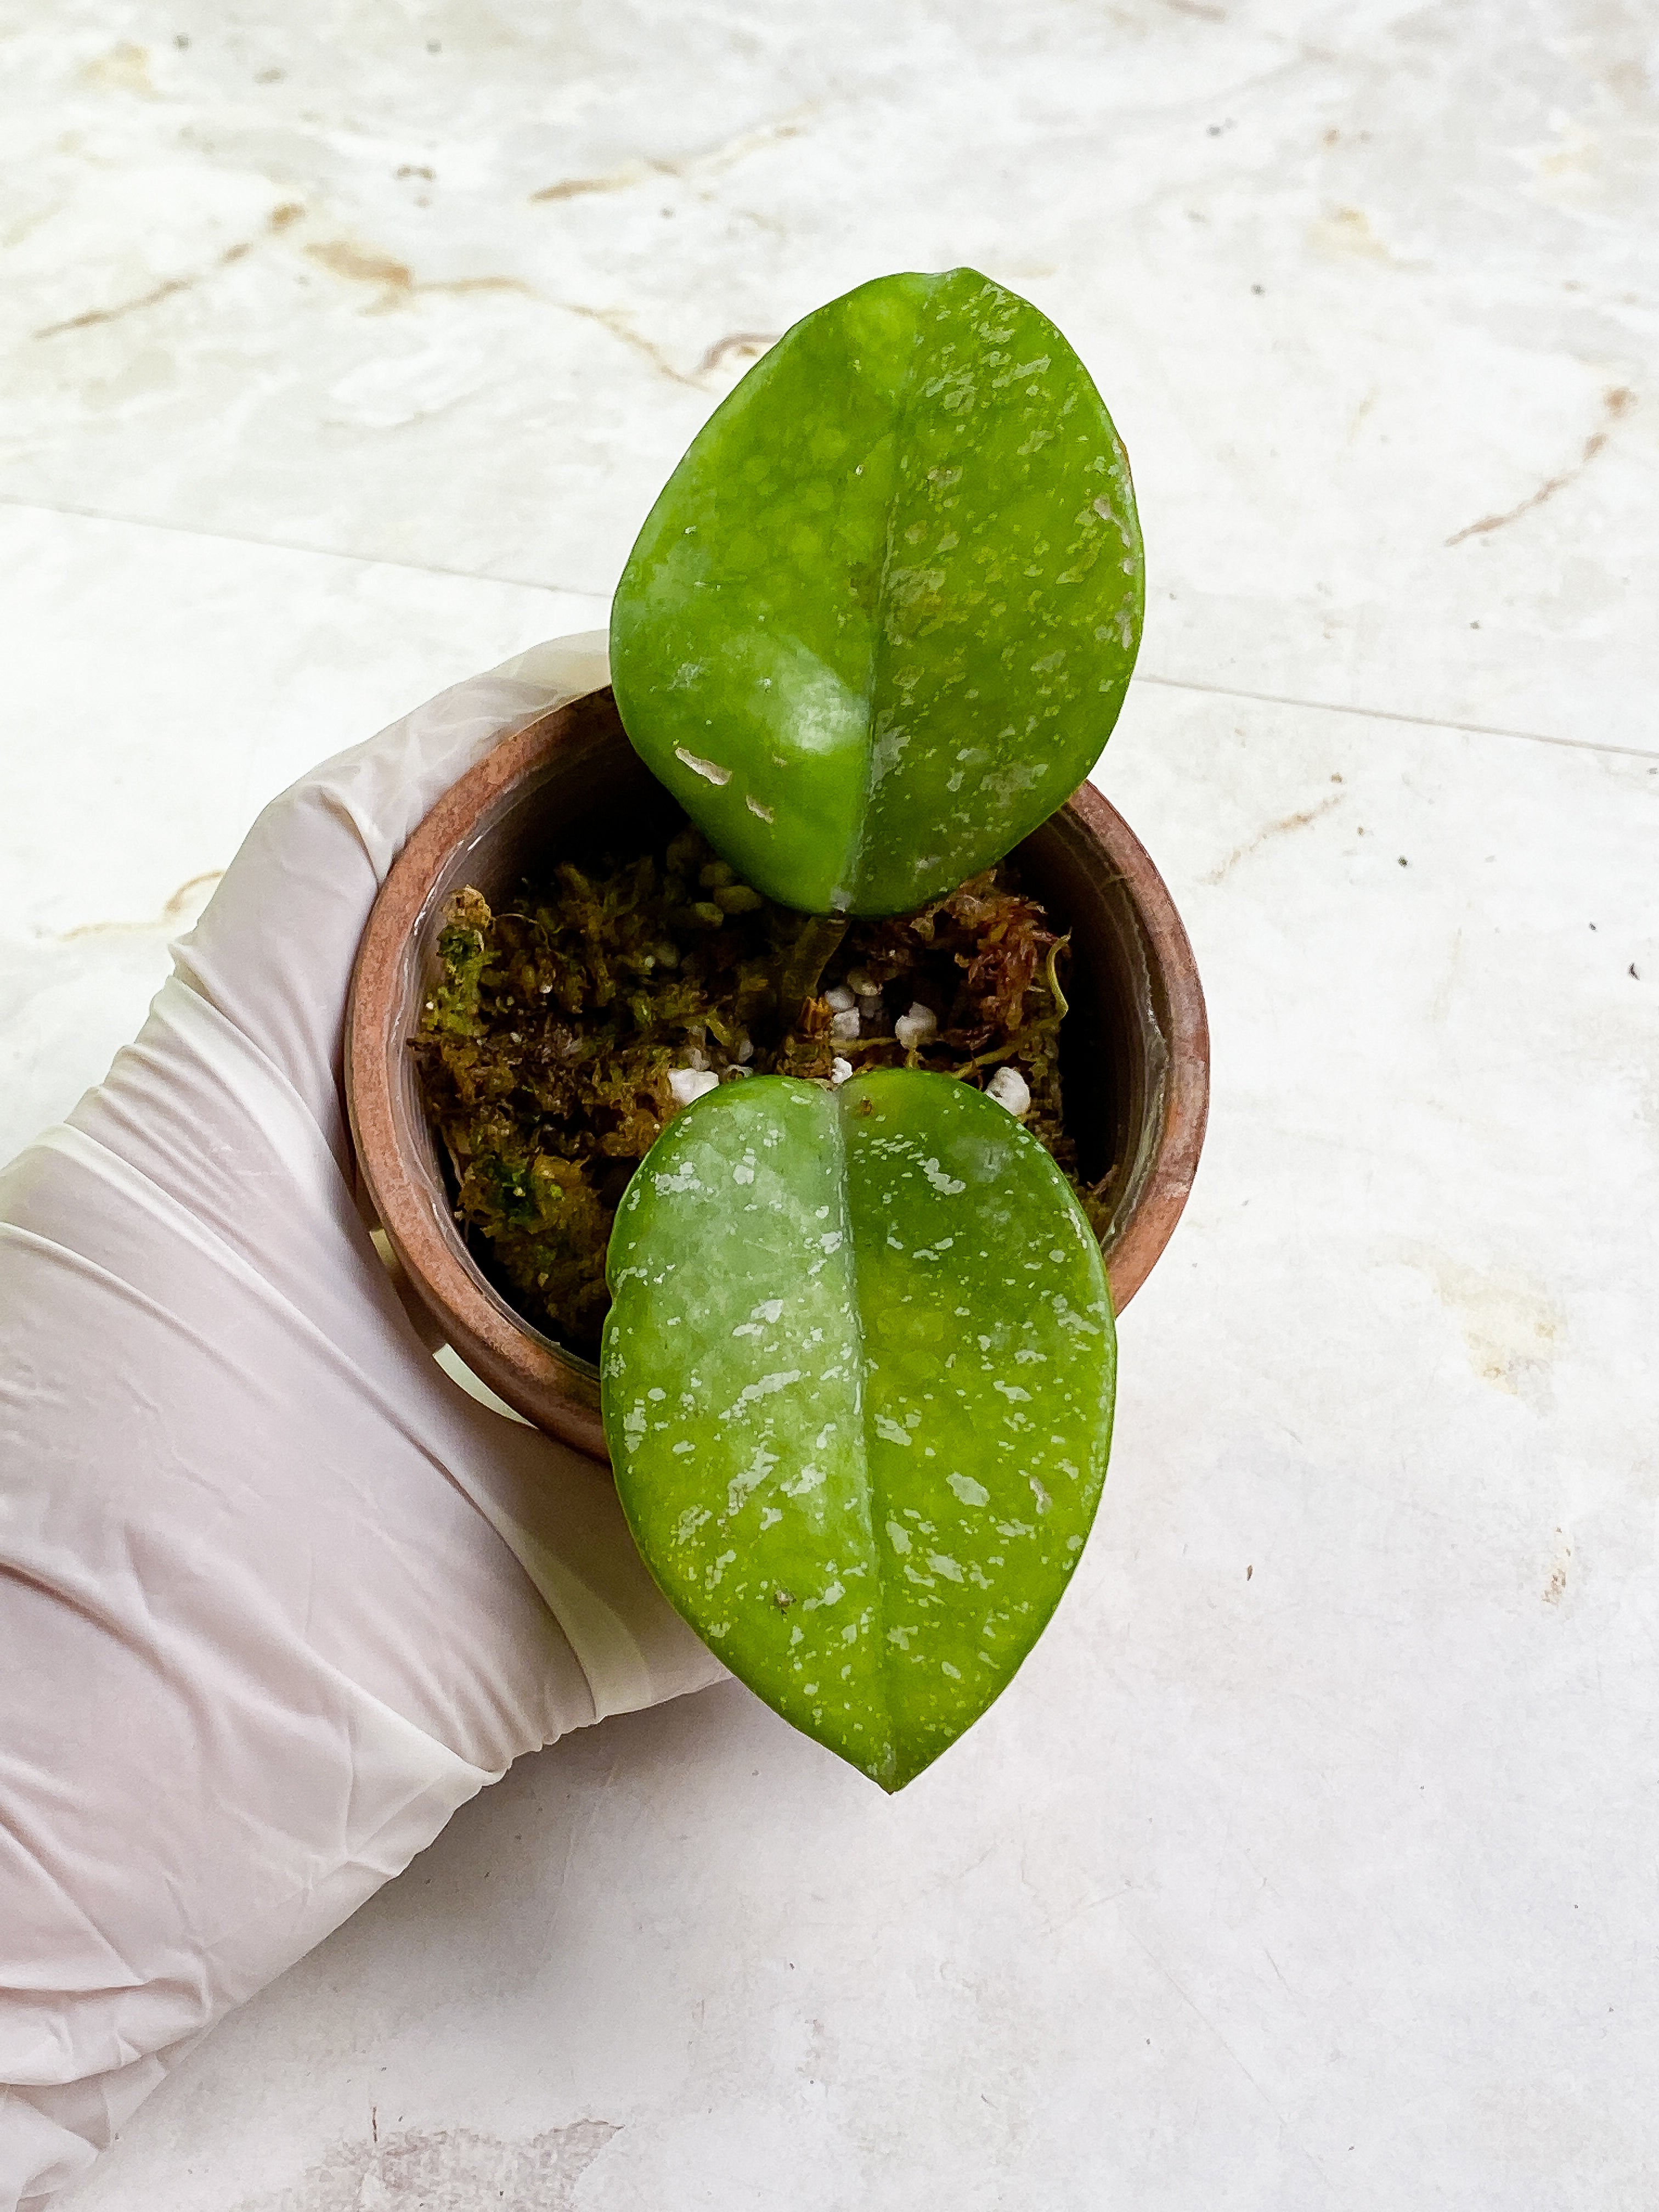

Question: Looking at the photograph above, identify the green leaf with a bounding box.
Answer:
[610,268,1143,917]
[601,1070,1115,1791]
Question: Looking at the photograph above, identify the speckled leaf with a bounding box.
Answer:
[601,1070,1115,1791]
[609,268,1143,917]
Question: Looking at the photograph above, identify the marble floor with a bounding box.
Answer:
[3,2,1655,2205]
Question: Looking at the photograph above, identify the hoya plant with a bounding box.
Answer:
[601,270,1139,1788]
[425,267,1132,1787]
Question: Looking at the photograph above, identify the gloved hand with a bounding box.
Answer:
[0,635,724,2211]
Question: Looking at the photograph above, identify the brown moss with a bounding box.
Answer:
[414,814,1113,1358]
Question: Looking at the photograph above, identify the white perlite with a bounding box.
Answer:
[830,1008,861,1042]
[895,1002,938,1052]
[668,1068,721,1107]
[986,1065,1032,1119]
[825,985,857,1012]
[829,1057,854,1087]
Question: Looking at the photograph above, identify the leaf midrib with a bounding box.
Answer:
[836,273,943,915]
[829,1084,907,1790]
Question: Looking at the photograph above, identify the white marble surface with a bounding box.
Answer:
[2,0,1656,2204]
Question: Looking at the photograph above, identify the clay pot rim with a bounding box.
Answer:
[346,693,1209,1461]
[1065,776,1210,1316]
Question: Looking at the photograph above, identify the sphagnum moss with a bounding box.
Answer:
[414,814,1113,1357]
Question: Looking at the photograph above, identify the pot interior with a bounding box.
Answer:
[390,692,1171,1391]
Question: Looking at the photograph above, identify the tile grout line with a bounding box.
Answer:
[3,494,1654,768]
[0,493,607,604]
[1132,674,1659,764]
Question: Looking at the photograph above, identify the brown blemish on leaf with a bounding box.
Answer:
[1447,386,1636,546]
[269,201,306,230]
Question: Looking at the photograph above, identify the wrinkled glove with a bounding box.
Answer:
[0,635,724,2211]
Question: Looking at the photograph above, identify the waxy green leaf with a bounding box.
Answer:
[601,1070,1115,1790]
[610,268,1143,917]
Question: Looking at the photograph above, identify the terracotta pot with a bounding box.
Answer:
[346,687,1209,1462]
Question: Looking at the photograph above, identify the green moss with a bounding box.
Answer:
[414,814,1115,1358]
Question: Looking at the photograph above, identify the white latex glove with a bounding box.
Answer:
[0,635,725,2211]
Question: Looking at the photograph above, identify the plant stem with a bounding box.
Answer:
[777,913,849,1019]
[1045,936,1070,1020]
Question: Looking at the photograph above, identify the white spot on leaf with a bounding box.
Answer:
[674,746,732,785]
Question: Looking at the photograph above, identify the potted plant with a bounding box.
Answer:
[348,269,1209,1792]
